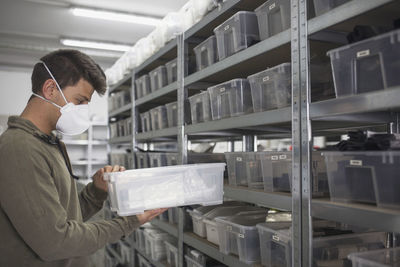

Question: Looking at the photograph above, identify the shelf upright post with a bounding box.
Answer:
[176,33,187,267]
[291,0,312,266]
[87,124,93,180]
[131,69,137,169]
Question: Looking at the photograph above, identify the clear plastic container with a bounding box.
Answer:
[313,0,350,16]
[255,0,291,40]
[193,35,218,71]
[137,253,152,267]
[104,163,225,216]
[260,151,292,193]
[144,230,175,261]
[348,247,400,267]
[136,152,149,169]
[150,106,168,131]
[214,11,260,60]
[165,240,179,267]
[323,151,400,208]
[188,91,212,124]
[327,29,400,98]
[149,65,168,92]
[166,153,179,166]
[135,74,151,99]
[247,63,291,112]
[185,255,203,267]
[225,152,263,189]
[165,101,178,128]
[166,58,178,84]
[140,112,152,132]
[208,79,253,120]
[148,152,167,168]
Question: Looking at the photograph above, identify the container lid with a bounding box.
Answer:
[247,63,291,80]
[193,35,216,51]
[225,214,268,230]
[266,212,292,222]
[213,11,256,32]
[207,78,249,92]
[204,206,262,220]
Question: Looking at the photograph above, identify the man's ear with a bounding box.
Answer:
[41,79,57,100]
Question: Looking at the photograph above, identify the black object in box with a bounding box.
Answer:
[135,74,151,99]
[165,58,177,84]
[323,151,400,209]
[248,63,291,112]
[193,35,218,71]
[313,0,350,16]
[149,65,168,92]
[255,0,291,41]
[188,91,212,124]
[327,29,400,98]
[214,11,259,60]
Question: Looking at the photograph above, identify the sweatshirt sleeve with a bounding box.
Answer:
[0,140,141,261]
[79,182,108,222]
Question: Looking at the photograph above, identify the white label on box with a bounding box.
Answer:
[269,2,276,10]
[236,157,242,162]
[279,154,287,160]
[238,233,244,238]
[271,155,279,160]
[350,160,362,166]
[201,46,206,51]
[263,76,270,82]
[357,49,370,58]
[272,235,280,241]
[224,25,230,31]
[220,87,226,92]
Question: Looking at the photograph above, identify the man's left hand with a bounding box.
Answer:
[93,165,125,192]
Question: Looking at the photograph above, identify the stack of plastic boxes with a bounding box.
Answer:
[323,151,400,209]
[149,65,168,92]
[188,91,212,124]
[255,0,291,40]
[208,79,253,120]
[144,229,175,261]
[214,11,259,60]
[193,36,218,71]
[135,74,151,99]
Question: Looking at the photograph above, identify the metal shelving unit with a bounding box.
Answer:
[106,0,400,266]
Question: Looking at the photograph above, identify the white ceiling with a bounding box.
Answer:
[0,0,188,71]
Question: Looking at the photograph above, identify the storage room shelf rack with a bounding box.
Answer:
[106,0,400,266]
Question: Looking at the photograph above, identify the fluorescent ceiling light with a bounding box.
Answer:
[71,7,161,26]
[61,38,130,52]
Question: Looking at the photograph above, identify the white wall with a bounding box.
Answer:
[0,69,108,121]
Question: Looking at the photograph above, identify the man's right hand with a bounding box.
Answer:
[136,208,169,225]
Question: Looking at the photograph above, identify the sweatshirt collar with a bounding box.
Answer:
[7,116,59,144]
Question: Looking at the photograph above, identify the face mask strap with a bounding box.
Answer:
[32,92,62,109]
[40,61,68,105]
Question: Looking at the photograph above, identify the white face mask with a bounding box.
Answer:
[32,61,90,136]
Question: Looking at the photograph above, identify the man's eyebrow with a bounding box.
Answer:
[78,94,90,102]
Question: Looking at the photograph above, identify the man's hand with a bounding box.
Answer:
[93,165,125,192]
[137,208,169,225]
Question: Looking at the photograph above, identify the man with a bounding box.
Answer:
[0,49,166,267]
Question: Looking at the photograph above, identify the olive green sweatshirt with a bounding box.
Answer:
[0,116,140,267]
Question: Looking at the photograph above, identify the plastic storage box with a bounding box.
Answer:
[148,152,167,168]
[208,79,253,120]
[255,0,291,40]
[188,91,212,124]
[150,106,168,131]
[104,163,225,215]
[214,11,260,60]
[165,101,178,127]
[225,152,263,189]
[194,35,218,71]
[165,58,178,84]
[137,253,152,267]
[135,74,151,99]
[313,0,350,16]
[166,153,179,166]
[140,112,152,132]
[165,240,179,267]
[248,63,291,112]
[327,29,400,98]
[348,247,400,267]
[149,65,168,92]
[136,152,149,169]
[323,151,400,208]
[144,230,175,261]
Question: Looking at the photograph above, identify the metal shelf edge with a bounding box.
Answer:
[136,82,178,106]
[150,219,179,237]
[136,127,178,140]
[109,104,132,117]
[109,135,133,144]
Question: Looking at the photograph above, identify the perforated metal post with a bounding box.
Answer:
[131,69,137,169]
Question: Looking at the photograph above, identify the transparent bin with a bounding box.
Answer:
[225,152,263,189]
[313,0,350,16]
[137,253,152,267]
[149,65,168,92]
[323,151,400,208]
[327,29,400,98]
[165,240,179,267]
[208,79,253,120]
[144,230,175,261]
[135,74,151,99]
[194,35,218,71]
[166,153,179,166]
[150,106,168,131]
[165,101,178,128]
[348,247,400,267]
[148,152,167,168]
[188,91,212,124]
[136,152,149,169]
[214,11,259,60]
[140,112,151,133]
[166,58,178,84]
[255,0,291,40]
[248,63,291,112]
[104,163,225,216]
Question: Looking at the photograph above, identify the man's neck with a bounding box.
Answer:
[20,100,54,135]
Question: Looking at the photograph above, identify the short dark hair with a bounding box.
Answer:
[31,49,107,96]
